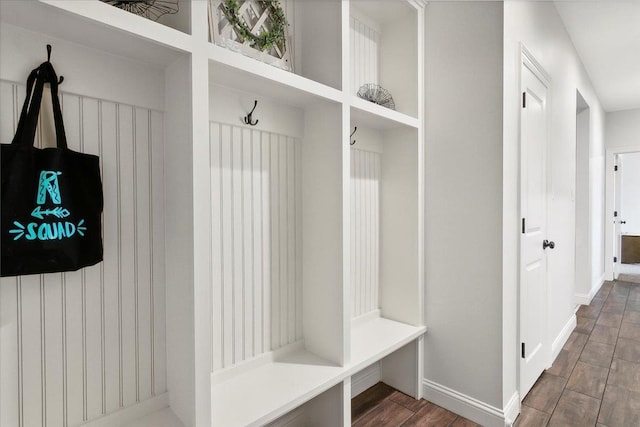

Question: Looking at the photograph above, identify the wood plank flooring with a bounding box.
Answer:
[351,382,480,426]
[354,280,640,427]
[516,280,640,427]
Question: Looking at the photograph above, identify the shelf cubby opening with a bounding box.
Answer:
[348,123,425,398]
[350,124,421,326]
[208,0,342,91]
[265,383,345,427]
[209,80,346,426]
[350,0,419,118]
[153,0,192,34]
[0,18,184,427]
[0,0,191,68]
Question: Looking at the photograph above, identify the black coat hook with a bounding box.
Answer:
[244,100,259,126]
[44,44,64,85]
[350,126,357,145]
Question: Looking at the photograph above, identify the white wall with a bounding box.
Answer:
[424,0,504,412]
[424,2,607,423]
[503,0,606,409]
[606,108,640,150]
[620,153,640,236]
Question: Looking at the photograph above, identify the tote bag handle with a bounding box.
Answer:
[11,67,40,145]
[12,62,68,149]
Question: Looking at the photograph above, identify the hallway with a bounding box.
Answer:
[516,280,640,426]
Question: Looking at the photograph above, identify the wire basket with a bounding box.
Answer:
[101,0,179,22]
[357,84,396,110]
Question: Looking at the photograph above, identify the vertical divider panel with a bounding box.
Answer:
[164,54,195,426]
[302,102,344,365]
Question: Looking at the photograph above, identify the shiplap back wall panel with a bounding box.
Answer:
[350,14,380,94]
[210,122,302,372]
[350,148,381,318]
[0,80,166,427]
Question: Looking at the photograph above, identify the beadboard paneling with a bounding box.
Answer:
[350,15,380,94]
[0,81,166,427]
[210,122,302,371]
[351,148,380,318]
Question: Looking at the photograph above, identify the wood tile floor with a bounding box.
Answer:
[516,280,640,427]
[351,382,480,426]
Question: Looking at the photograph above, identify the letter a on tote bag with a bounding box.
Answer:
[1,61,103,276]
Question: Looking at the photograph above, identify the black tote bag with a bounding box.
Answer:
[1,61,103,276]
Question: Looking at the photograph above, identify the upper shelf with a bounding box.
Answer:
[0,0,190,67]
[351,96,420,130]
[208,44,343,108]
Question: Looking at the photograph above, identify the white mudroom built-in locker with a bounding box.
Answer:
[0,0,425,426]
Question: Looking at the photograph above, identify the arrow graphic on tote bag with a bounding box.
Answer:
[9,221,25,240]
[31,206,70,219]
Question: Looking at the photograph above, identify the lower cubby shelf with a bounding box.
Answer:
[211,316,425,427]
[350,315,426,373]
[211,349,344,427]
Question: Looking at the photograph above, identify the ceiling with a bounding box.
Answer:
[554,1,640,112]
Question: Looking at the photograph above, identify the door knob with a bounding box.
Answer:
[621,221,627,224]
[543,240,555,250]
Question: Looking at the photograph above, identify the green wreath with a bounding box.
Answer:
[221,0,287,52]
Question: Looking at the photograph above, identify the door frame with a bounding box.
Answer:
[605,145,640,280]
[517,44,552,398]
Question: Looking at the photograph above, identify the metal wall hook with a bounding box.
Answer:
[350,126,357,145]
[44,44,64,85]
[244,100,259,126]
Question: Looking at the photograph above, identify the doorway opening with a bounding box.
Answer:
[574,91,592,303]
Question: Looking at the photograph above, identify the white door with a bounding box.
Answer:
[520,53,551,398]
[614,155,622,278]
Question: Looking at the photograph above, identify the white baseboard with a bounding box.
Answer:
[503,392,520,426]
[422,379,513,427]
[80,393,172,427]
[351,362,381,398]
[551,314,577,363]
[574,290,595,306]
[575,273,606,305]
[594,273,606,293]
